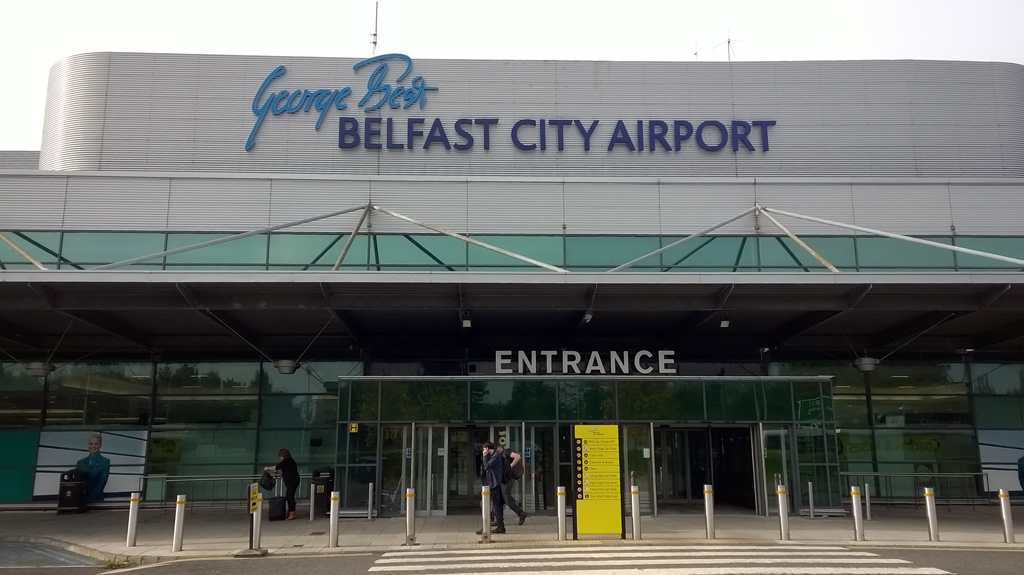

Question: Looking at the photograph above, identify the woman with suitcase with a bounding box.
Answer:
[264,448,300,520]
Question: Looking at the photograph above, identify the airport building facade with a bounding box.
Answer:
[1,53,1023,516]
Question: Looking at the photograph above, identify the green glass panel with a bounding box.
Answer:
[617,380,703,420]
[156,362,261,395]
[870,362,968,394]
[257,428,336,464]
[661,236,758,270]
[0,430,38,502]
[770,361,865,393]
[973,396,1024,429]
[759,236,857,269]
[796,423,826,463]
[260,395,337,428]
[262,361,360,394]
[558,381,614,420]
[871,395,971,427]
[873,430,978,463]
[269,233,368,267]
[60,232,165,265]
[165,233,268,264]
[372,234,467,268]
[0,363,38,391]
[44,395,152,427]
[153,396,258,426]
[955,237,1024,269]
[856,236,955,269]
[48,362,153,396]
[349,423,378,464]
[469,380,555,420]
[468,236,564,268]
[970,363,1024,395]
[0,363,43,428]
[758,381,793,421]
[836,429,873,464]
[350,380,379,420]
[148,428,257,468]
[565,236,660,268]
[381,380,467,420]
[793,381,824,422]
[0,232,60,266]
[834,395,870,427]
[705,381,757,421]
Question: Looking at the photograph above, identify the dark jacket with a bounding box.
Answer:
[481,452,503,489]
[276,456,300,488]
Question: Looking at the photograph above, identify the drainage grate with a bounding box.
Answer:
[292,544,304,547]
[310,531,325,536]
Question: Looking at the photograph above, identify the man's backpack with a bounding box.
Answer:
[510,453,525,480]
[501,450,513,484]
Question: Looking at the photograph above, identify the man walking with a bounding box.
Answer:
[480,442,506,533]
[496,444,528,525]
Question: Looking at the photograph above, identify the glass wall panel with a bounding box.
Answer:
[153,396,258,426]
[470,380,556,420]
[836,429,874,465]
[558,381,614,420]
[770,361,865,393]
[257,428,336,465]
[165,233,268,266]
[793,381,825,422]
[758,381,793,421]
[468,236,564,269]
[973,397,1024,429]
[262,361,360,394]
[870,362,968,394]
[268,233,368,268]
[0,364,43,428]
[0,232,60,269]
[348,380,380,420]
[617,380,703,420]
[970,363,1024,395]
[856,236,955,269]
[565,236,660,270]
[759,236,857,270]
[873,430,978,463]
[833,396,870,427]
[260,395,337,428]
[705,381,757,421]
[156,362,261,395]
[870,395,971,427]
[60,233,166,267]
[660,236,758,271]
[49,362,153,395]
[372,235,467,269]
[44,394,152,427]
[382,380,467,421]
[148,428,258,471]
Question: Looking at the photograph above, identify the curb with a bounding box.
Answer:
[0,535,213,566]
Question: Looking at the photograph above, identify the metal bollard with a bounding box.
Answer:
[171,495,186,552]
[253,493,263,550]
[405,488,416,545]
[807,482,814,520]
[556,486,566,541]
[864,482,872,521]
[777,485,790,541]
[309,483,315,521]
[630,485,641,540]
[328,491,339,548]
[126,492,140,547]
[368,482,374,520]
[480,485,491,544]
[999,489,1015,544]
[850,486,864,541]
[924,487,939,542]
[704,484,715,540]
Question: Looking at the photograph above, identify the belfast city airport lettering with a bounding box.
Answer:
[245,54,776,153]
[496,350,677,375]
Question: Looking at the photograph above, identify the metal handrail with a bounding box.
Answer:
[140,473,317,513]
[839,471,990,511]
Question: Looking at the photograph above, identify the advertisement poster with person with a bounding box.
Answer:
[33,430,148,502]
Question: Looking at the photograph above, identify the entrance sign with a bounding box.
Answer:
[573,425,624,537]
[248,483,258,514]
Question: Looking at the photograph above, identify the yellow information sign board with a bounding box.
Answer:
[573,424,622,536]
[248,482,258,514]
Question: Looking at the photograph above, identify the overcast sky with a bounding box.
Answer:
[3,0,1023,151]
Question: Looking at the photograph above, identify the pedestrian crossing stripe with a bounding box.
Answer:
[372,570,945,575]
[376,551,884,563]
[382,545,853,556]
[368,559,926,572]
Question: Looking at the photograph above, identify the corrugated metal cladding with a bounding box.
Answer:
[38,53,1024,178]
[0,152,40,170]
[2,172,1023,236]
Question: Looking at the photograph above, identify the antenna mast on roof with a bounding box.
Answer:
[371,2,379,55]
[694,42,698,61]
[713,30,737,63]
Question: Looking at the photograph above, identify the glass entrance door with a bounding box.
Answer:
[413,425,447,515]
[446,427,490,512]
[763,425,793,515]
[654,426,754,513]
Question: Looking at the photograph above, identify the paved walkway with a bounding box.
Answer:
[1,504,1021,564]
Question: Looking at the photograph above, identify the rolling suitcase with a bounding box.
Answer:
[267,475,288,521]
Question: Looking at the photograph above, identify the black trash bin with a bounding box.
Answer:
[57,469,88,514]
[311,467,334,517]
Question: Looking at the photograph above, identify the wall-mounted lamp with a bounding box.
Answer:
[274,360,299,375]
[25,361,54,378]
